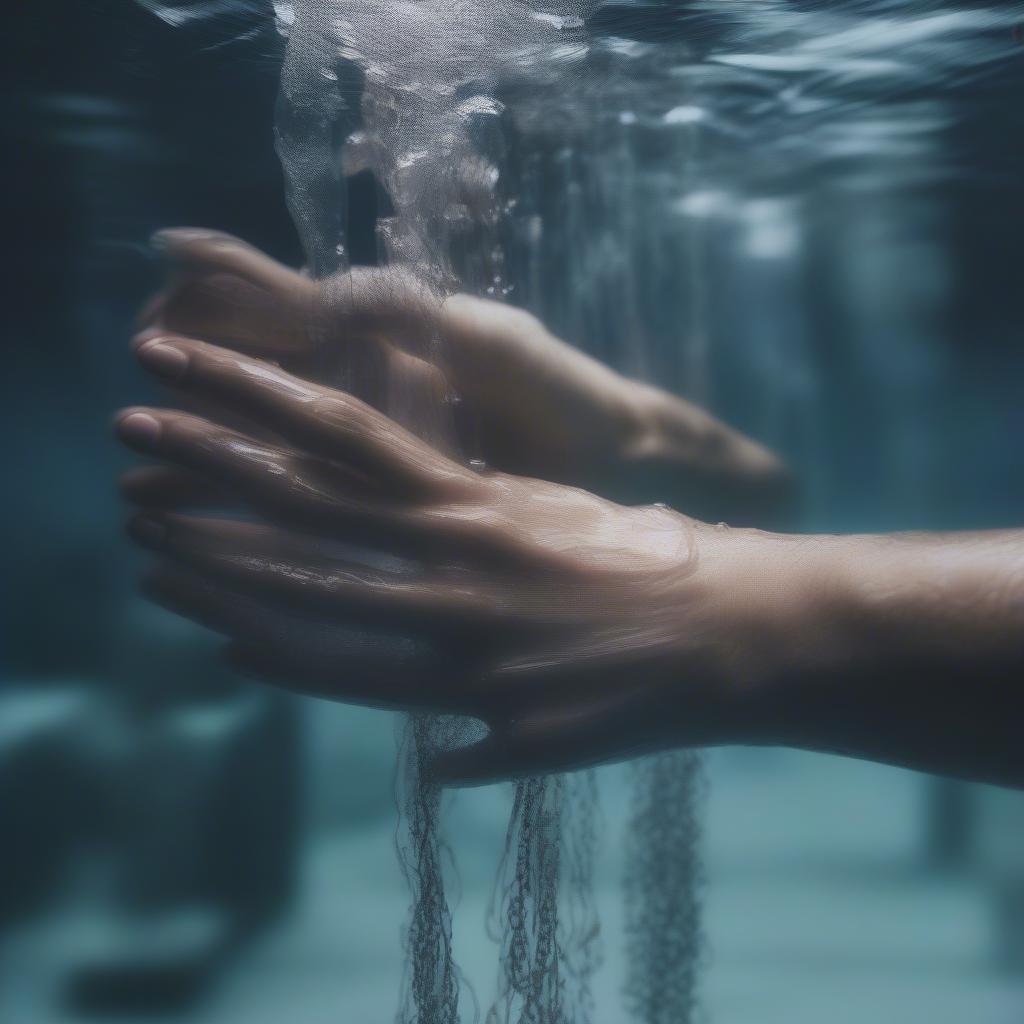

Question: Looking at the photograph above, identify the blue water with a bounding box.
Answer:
[3,1,1024,1021]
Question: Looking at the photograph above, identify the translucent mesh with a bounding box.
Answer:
[624,752,704,1024]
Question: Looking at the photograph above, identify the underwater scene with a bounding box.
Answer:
[4,1,1024,1022]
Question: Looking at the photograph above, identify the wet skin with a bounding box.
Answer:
[119,230,1024,787]
[139,229,795,523]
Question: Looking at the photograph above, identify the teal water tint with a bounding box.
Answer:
[3,1,1024,1022]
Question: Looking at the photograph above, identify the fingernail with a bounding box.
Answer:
[151,228,221,250]
[137,339,189,381]
[131,328,163,353]
[117,411,162,449]
[127,514,166,548]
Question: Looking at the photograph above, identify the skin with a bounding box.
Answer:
[119,230,1024,788]
[139,229,795,524]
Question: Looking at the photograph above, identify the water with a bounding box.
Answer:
[5,2,1024,1022]
[261,0,1024,530]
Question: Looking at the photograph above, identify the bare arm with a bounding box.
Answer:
[739,530,1024,788]
[117,333,1024,790]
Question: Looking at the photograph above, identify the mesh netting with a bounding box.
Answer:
[624,752,704,1024]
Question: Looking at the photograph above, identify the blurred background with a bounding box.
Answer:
[4,2,1024,1022]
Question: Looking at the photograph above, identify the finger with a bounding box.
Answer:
[115,408,473,556]
[143,570,471,711]
[142,566,273,639]
[127,339,314,448]
[152,228,306,297]
[150,229,448,363]
[117,407,383,543]
[144,567,478,712]
[120,464,231,510]
[131,336,471,497]
[126,512,503,629]
[116,405,333,498]
[136,323,448,449]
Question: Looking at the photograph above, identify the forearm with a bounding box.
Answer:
[740,531,1024,787]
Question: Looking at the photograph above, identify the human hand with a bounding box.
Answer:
[117,335,805,783]
[141,229,794,524]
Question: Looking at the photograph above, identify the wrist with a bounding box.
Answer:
[657,527,1024,784]
[685,530,861,749]
[723,534,976,752]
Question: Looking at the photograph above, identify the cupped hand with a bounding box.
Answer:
[141,228,793,522]
[117,335,796,783]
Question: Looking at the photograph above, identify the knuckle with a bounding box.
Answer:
[308,394,343,422]
[309,394,363,435]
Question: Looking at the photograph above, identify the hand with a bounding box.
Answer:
[117,335,801,784]
[141,229,794,524]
